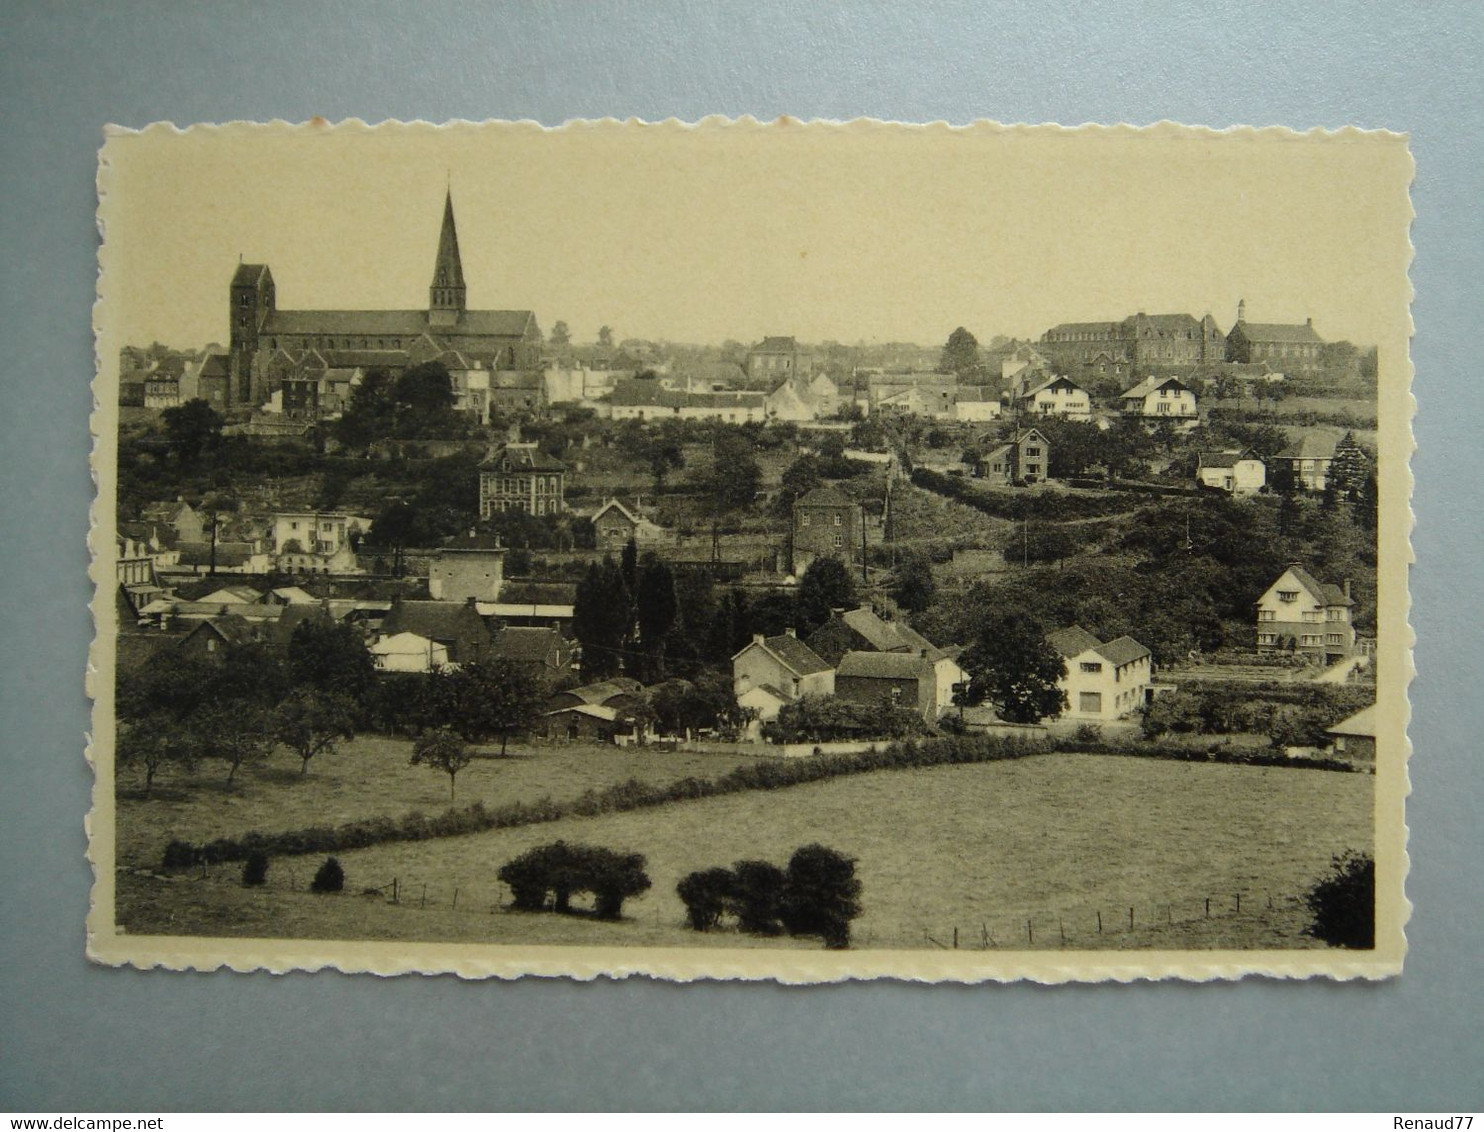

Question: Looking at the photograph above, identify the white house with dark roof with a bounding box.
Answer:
[1046,625,1153,722]
[1255,563,1356,662]
[731,630,835,722]
[1015,374,1092,421]
[1120,375,1198,422]
[1196,449,1266,495]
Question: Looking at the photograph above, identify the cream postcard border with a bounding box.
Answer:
[87,117,1414,983]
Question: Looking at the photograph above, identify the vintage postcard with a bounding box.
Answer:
[89,119,1412,981]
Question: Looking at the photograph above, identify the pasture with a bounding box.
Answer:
[119,753,1373,951]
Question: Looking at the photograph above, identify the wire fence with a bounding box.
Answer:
[125,863,1317,949]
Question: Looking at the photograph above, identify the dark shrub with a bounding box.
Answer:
[497,841,650,918]
[311,856,345,894]
[161,839,198,870]
[781,844,862,949]
[677,867,736,931]
[729,859,788,936]
[241,850,269,887]
[1304,851,1375,949]
[589,849,651,920]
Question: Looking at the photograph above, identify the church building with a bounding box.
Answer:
[228,192,542,405]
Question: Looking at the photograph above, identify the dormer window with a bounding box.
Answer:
[1277,590,1298,602]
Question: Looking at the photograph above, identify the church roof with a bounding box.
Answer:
[1233,320,1323,344]
[432,189,465,290]
[262,308,535,340]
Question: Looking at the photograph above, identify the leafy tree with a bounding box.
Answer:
[699,427,762,513]
[677,867,736,931]
[549,320,571,347]
[196,703,274,786]
[447,658,546,755]
[411,727,473,801]
[241,851,270,887]
[393,362,455,416]
[890,548,937,613]
[939,326,981,377]
[369,499,431,575]
[1303,851,1374,949]
[287,619,376,704]
[116,714,197,794]
[638,420,686,491]
[160,399,224,464]
[797,556,856,634]
[273,689,358,776]
[597,325,614,349]
[573,557,635,679]
[959,610,1067,723]
[729,859,788,935]
[706,587,753,663]
[780,844,862,949]
[765,693,926,743]
[333,368,396,450]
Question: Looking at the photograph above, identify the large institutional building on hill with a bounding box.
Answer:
[226,192,542,405]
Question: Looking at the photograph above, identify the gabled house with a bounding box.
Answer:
[378,597,492,665]
[976,428,1051,484]
[591,499,671,550]
[176,614,280,661]
[952,386,1003,422]
[1196,449,1266,495]
[1326,704,1376,762]
[731,630,834,721]
[1015,375,1092,421]
[1225,301,1324,375]
[833,648,968,724]
[1120,375,1198,421]
[490,626,574,675]
[1255,563,1356,663]
[141,499,206,545]
[805,604,943,667]
[478,442,568,518]
[1046,625,1153,722]
[271,511,372,575]
[369,631,451,673]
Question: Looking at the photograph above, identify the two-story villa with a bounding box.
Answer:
[1120,375,1198,422]
[1196,449,1267,495]
[1046,625,1154,722]
[1015,375,1093,421]
[271,511,372,574]
[1256,564,1356,663]
[478,442,568,518]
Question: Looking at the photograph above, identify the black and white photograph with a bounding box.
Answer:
[89,119,1412,980]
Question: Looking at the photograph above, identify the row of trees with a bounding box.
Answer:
[677,844,862,948]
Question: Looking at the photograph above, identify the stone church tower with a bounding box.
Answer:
[428,189,466,327]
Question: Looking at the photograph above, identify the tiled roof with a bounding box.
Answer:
[836,650,931,680]
[545,702,621,722]
[187,615,277,648]
[380,600,490,645]
[794,485,855,509]
[1121,375,1191,400]
[1096,636,1152,666]
[761,634,832,676]
[176,542,256,567]
[1326,704,1375,738]
[1046,625,1104,658]
[1283,565,1354,608]
[1275,434,1336,460]
[441,533,505,552]
[492,626,565,664]
[262,308,535,339]
[1197,449,1257,469]
[479,442,567,472]
[754,336,800,351]
[1234,321,1323,344]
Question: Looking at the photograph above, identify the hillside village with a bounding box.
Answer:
[115,194,1380,778]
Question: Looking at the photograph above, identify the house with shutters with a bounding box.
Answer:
[1196,449,1267,495]
[1046,625,1153,722]
[1255,564,1356,663]
[731,630,835,722]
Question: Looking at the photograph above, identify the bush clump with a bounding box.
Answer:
[677,844,861,948]
[310,856,345,894]
[498,841,651,920]
[240,850,269,887]
[1303,850,1375,949]
[161,839,198,871]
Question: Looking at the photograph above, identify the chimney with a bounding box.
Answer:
[1343,579,1352,600]
[1306,317,1313,327]
[1237,298,1247,324]
[784,627,796,637]
[752,633,765,645]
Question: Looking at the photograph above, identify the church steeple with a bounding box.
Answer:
[429,189,466,326]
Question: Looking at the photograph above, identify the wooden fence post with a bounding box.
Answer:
[452,887,459,910]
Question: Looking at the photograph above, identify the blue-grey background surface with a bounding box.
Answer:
[1,0,1480,1112]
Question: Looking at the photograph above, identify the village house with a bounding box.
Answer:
[1269,434,1336,493]
[745,336,815,382]
[271,511,372,575]
[1014,374,1092,421]
[1326,704,1376,762]
[1225,300,1324,375]
[1255,563,1356,663]
[428,533,505,602]
[731,630,835,722]
[141,499,207,545]
[1196,449,1267,495]
[378,597,492,665]
[1120,374,1198,422]
[805,604,943,667]
[490,625,574,675]
[952,386,1003,422]
[478,441,568,518]
[590,499,671,551]
[369,631,451,673]
[791,485,863,575]
[833,648,967,724]
[476,581,578,636]
[976,427,1051,484]
[1046,625,1153,722]
[543,677,648,744]
[175,614,281,661]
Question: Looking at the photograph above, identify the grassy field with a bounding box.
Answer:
[115,736,768,870]
[118,753,1372,951]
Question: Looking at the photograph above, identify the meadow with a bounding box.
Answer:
[118,752,1372,951]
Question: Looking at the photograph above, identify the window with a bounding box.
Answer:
[1258,610,1276,622]
[800,514,811,527]
[1302,612,1321,623]
[833,534,844,548]
[1327,634,1344,645]
[1258,632,1278,645]
[1078,692,1102,713]
[1301,635,1322,646]
[1080,662,1103,673]
[1026,447,1041,457]
[1277,590,1298,602]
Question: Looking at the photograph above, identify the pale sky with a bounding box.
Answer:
[98,120,1413,354]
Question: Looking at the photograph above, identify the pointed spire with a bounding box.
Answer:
[429,189,466,322]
